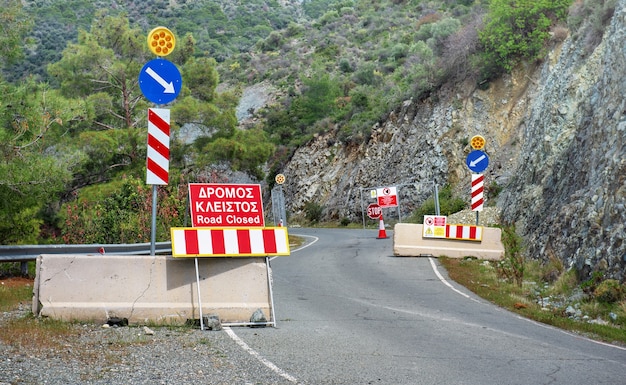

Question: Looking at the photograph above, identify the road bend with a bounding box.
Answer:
[228,228,626,385]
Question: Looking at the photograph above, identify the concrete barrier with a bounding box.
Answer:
[32,254,272,325]
[393,223,504,260]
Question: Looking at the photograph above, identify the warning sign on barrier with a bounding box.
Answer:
[423,215,447,238]
[445,224,483,241]
[171,227,290,257]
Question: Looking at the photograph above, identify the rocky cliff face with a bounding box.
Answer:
[278,2,625,281]
[499,3,626,282]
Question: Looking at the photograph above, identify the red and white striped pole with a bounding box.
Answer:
[146,108,170,185]
[146,108,170,255]
[471,173,484,226]
[471,174,484,211]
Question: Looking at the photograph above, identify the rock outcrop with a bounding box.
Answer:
[499,3,626,281]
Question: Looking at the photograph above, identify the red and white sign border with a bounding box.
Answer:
[171,227,290,257]
[146,108,170,185]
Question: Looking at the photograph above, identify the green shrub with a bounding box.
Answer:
[407,185,467,223]
[581,271,605,294]
[478,0,573,76]
[304,201,324,223]
[498,224,525,287]
[486,181,503,204]
[594,279,624,304]
[568,0,617,55]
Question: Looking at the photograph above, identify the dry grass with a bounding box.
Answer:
[0,316,74,350]
[1,277,77,353]
[0,277,33,312]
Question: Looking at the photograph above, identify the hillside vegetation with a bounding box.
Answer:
[0,0,616,245]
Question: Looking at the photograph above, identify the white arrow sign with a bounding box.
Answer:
[469,153,486,168]
[145,67,175,94]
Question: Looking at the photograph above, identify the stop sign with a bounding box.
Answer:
[367,203,382,219]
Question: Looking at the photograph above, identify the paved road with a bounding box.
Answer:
[229,228,626,384]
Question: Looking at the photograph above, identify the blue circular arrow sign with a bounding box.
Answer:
[139,58,182,105]
[466,150,489,173]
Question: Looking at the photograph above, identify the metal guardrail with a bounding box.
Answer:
[0,242,172,274]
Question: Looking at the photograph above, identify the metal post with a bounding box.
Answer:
[279,185,286,227]
[194,257,204,330]
[434,183,440,216]
[360,188,366,229]
[20,262,28,276]
[150,185,157,256]
[266,257,277,327]
[397,192,402,223]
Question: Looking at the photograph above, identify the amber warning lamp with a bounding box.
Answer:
[148,26,176,57]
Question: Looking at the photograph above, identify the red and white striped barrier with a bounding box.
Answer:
[445,224,483,241]
[146,108,170,185]
[171,227,290,257]
[471,174,484,211]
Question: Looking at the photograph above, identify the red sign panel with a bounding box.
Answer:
[376,186,398,208]
[188,183,264,227]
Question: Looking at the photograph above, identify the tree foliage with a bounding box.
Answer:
[47,12,151,129]
[0,0,32,71]
[0,10,244,244]
[60,176,186,244]
[198,128,275,180]
[0,79,82,243]
[479,0,573,76]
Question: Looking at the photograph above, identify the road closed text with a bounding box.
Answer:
[189,183,265,227]
[194,200,262,226]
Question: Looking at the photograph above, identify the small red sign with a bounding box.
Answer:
[367,203,382,219]
[376,186,398,208]
[188,183,264,227]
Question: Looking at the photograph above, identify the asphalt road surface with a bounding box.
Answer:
[228,228,626,385]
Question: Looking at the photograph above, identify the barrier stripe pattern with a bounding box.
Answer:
[146,108,170,185]
[445,224,483,241]
[171,227,290,257]
[471,173,484,211]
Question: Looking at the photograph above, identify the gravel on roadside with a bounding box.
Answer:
[1,304,296,385]
[446,207,500,227]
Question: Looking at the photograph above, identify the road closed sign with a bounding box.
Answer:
[189,183,264,227]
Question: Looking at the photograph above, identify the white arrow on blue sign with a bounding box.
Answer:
[139,58,182,105]
[466,150,489,173]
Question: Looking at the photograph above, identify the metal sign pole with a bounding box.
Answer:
[396,190,402,223]
[194,257,204,330]
[434,183,440,216]
[360,188,366,229]
[266,257,277,327]
[150,185,158,255]
[279,184,286,226]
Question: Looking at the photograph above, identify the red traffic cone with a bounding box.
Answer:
[377,215,388,239]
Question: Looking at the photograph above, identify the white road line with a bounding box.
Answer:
[290,233,319,252]
[223,326,299,383]
[428,257,481,302]
[223,233,315,384]
[271,233,319,261]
